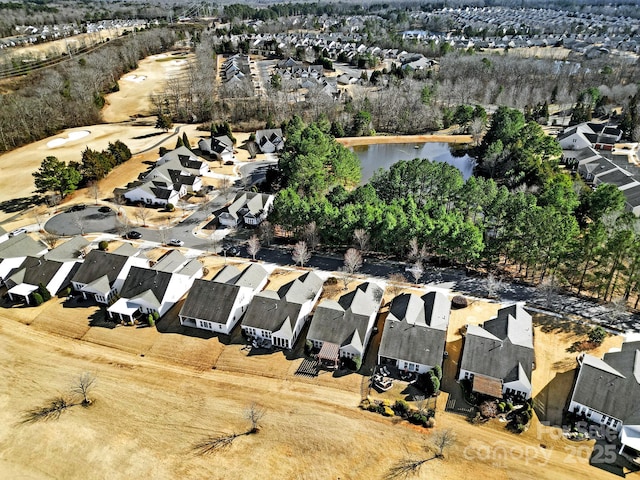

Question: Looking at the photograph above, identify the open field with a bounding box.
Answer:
[0,286,625,480]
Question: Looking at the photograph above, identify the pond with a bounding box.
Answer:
[352,142,476,185]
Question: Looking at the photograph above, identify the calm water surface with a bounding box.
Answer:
[353,142,476,185]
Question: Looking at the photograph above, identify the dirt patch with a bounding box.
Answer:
[337,134,473,148]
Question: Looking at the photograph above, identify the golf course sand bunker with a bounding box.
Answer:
[46,130,90,148]
[123,75,147,83]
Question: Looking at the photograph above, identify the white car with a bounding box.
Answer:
[167,238,184,247]
[9,228,27,237]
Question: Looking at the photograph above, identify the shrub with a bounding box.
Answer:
[382,399,391,407]
[376,404,386,414]
[37,283,51,302]
[498,402,506,413]
[353,354,362,371]
[152,311,159,321]
[148,314,155,327]
[588,326,607,345]
[166,203,175,212]
[431,365,442,380]
[514,423,526,433]
[393,400,410,415]
[32,292,44,305]
[325,276,338,285]
[382,406,394,417]
[505,403,514,412]
[368,404,379,413]
[519,410,532,423]
[304,340,313,355]
[98,240,109,251]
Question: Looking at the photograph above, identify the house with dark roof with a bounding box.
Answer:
[217,191,274,227]
[198,135,235,162]
[307,282,383,364]
[179,263,268,334]
[378,291,451,374]
[107,254,202,323]
[5,256,80,304]
[568,340,640,460]
[71,245,148,304]
[255,128,284,154]
[458,303,534,400]
[241,271,324,349]
[0,234,49,286]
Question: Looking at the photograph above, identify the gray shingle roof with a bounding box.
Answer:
[0,234,47,259]
[118,266,173,304]
[6,256,66,289]
[459,303,534,385]
[71,250,130,286]
[378,292,451,367]
[307,282,382,348]
[179,278,241,324]
[44,236,90,262]
[571,341,640,424]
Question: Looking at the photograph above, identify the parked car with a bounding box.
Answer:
[69,204,86,212]
[8,227,27,237]
[224,245,239,256]
[98,206,111,213]
[167,238,184,247]
[123,231,142,240]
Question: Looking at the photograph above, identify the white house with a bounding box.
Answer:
[307,282,383,366]
[179,263,269,334]
[107,252,202,322]
[568,340,640,462]
[123,180,183,207]
[241,271,324,349]
[458,303,534,400]
[198,135,235,162]
[71,245,149,304]
[217,191,274,227]
[5,256,79,305]
[255,128,284,153]
[0,234,48,286]
[378,291,451,374]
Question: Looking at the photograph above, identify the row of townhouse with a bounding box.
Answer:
[0,228,203,323]
[559,122,640,216]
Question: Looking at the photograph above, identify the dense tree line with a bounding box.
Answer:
[33,140,132,200]
[269,116,640,307]
[0,28,175,153]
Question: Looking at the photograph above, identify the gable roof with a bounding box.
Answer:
[241,271,323,333]
[307,282,382,349]
[71,250,130,286]
[44,236,90,262]
[572,341,640,424]
[118,266,173,305]
[7,256,67,288]
[459,303,534,386]
[0,234,47,259]
[179,278,242,324]
[378,292,451,367]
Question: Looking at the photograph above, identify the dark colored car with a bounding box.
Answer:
[224,245,239,256]
[124,231,142,240]
[69,204,86,212]
[98,206,111,213]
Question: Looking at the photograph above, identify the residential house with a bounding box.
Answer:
[43,236,90,262]
[307,282,383,367]
[378,291,451,374]
[458,303,534,400]
[255,128,284,154]
[198,135,235,162]
[122,180,182,207]
[179,263,269,334]
[0,234,48,286]
[217,191,274,227]
[71,244,149,304]
[241,271,324,349]
[5,256,79,304]
[568,340,640,461]
[107,251,202,323]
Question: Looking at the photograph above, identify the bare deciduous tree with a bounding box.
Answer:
[243,402,266,433]
[247,235,261,261]
[72,211,85,235]
[353,228,370,252]
[408,261,424,284]
[136,203,150,227]
[219,176,233,199]
[344,248,363,275]
[292,241,311,267]
[537,275,559,308]
[385,428,456,479]
[41,231,61,249]
[72,372,96,406]
[407,237,427,263]
[88,181,101,205]
[485,273,503,299]
[259,220,274,246]
[304,221,319,251]
[387,273,407,299]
